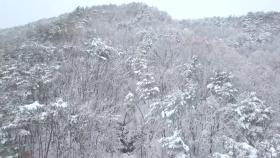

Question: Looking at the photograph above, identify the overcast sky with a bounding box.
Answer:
[1,0,280,29]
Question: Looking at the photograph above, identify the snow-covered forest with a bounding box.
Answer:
[0,3,280,158]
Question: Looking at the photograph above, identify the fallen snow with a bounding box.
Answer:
[20,101,44,111]
[52,98,67,108]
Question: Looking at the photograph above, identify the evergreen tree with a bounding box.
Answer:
[235,92,272,146]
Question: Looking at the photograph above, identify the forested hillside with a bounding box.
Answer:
[0,3,280,158]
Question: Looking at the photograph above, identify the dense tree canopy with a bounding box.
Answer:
[0,3,280,158]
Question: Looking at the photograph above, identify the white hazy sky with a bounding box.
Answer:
[1,0,280,29]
